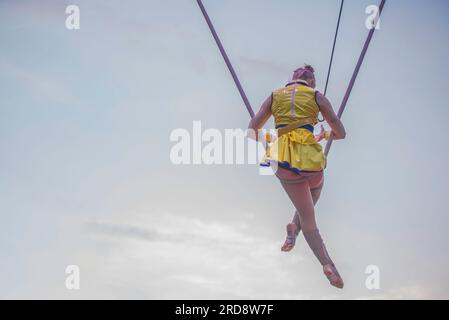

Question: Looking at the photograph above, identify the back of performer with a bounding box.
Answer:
[248,64,346,289]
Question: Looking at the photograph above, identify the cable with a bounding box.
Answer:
[196,0,255,118]
[324,0,387,156]
[324,0,344,97]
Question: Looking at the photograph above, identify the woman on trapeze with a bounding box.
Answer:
[248,64,346,289]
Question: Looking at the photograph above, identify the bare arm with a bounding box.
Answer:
[316,92,346,140]
[247,95,272,140]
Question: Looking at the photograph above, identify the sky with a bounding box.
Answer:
[0,0,449,299]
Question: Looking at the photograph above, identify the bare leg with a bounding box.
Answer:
[280,179,318,232]
[277,168,343,289]
[281,170,324,251]
[291,178,323,232]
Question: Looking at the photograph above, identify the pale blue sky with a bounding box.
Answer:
[0,0,448,299]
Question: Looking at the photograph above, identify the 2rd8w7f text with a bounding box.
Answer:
[218,304,274,315]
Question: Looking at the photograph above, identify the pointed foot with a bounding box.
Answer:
[323,264,344,289]
[281,223,299,252]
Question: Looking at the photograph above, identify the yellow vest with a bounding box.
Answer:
[260,79,326,172]
[271,80,319,127]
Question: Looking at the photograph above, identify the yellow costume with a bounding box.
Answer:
[261,80,326,172]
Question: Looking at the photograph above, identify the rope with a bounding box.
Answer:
[196,0,255,118]
[324,0,387,156]
[324,0,344,97]
[318,0,344,122]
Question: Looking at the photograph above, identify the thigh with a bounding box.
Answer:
[309,172,324,205]
[275,167,323,203]
[280,180,317,231]
[311,186,323,205]
[275,166,306,183]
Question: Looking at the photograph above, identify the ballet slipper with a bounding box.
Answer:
[281,223,299,252]
[323,264,344,289]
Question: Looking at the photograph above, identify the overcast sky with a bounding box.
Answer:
[1,0,448,299]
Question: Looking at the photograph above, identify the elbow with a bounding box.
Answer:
[335,130,346,140]
[247,119,255,130]
[247,120,258,140]
[248,118,261,132]
[329,119,346,140]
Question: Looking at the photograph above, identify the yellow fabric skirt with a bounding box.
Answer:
[261,128,326,173]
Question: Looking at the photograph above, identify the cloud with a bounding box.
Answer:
[54,212,315,299]
[86,213,257,247]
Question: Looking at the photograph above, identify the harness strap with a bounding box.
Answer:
[277,116,318,137]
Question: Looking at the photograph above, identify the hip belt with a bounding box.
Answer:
[276,117,318,136]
